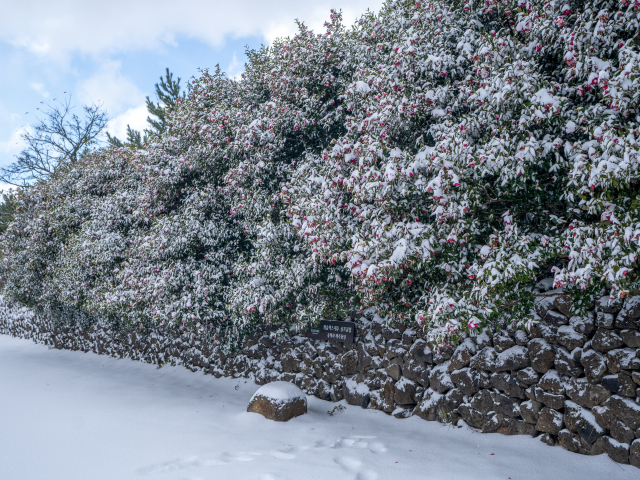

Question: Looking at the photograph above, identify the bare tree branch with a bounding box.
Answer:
[0,97,109,187]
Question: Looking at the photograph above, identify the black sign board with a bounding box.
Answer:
[307,320,355,343]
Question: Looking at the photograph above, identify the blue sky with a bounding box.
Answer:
[0,0,383,178]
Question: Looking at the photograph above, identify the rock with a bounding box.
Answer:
[534,386,565,410]
[538,370,567,396]
[490,372,526,399]
[544,309,570,327]
[385,339,404,359]
[378,378,396,411]
[448,338,477,371]
[401,329,416,348]
[534,295,556,319]
[409,339,433,364]
[281,353,301,373]
[517,367,541,385]
[514,330,529,346]
[606,395,640,430]
[429,361,455,393]
[414,389,447,422]
[450,368,489,396]
[570,314,596,336]
[247,382,307,421]
[432,345,455,365]
[591,435,630,464]
[602,373,638,397]
[621,329,640,348]
[456,404,485,429]
[394,377,417,406]
[593,406,636,444]
[386,362,402,381]
[445,388,465,411]
[330,382,344,402]
[528,338,556,373]
[382,326,402,341]
[606,348,640,374]
[539,323,559,344]
[565,377,611,409]
[369,389,384,410]
[540,432,557,446]
[554,294,573,318]
[633,371,640,386]
[520,399,544,424]
[558,429,592,455]
[316,380,332,400]
[342,378,370,408]
[564,401,603,444]
[555,346,584,377]
[393,407,412,419]
[492,392,521,418]
[403,359,430,388]
[617,296,640,328]
[469,390,496,415]
[356,343,373,372]
[493,346,530,373]
[473,331,492,350]
[581,349,608,384]
[596,296,624,314]
[482,412,506,433]
[631,439,640,469]
[536,407,565,435]
[469,347,496,371]
[469,390,520,418]
[556,325,587,351]
[592,328,624,352]
[596,311,615,329]
[493,333,516,353]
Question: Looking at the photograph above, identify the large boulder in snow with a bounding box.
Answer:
[247,381,307,422]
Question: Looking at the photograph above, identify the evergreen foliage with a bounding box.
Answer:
[107,68,185,148]
[3,0,640,348]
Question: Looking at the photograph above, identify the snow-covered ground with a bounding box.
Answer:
[0,335,637,480]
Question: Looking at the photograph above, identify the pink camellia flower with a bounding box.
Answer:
[440,71,447,77]
[536,44,541,52]
[556,16,564,27]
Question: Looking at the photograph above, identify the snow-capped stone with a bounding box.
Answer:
[247,381,307,422]
[343,378,370,408]
[602,374,638,398]
[536,407,564,435]
[565,378,611,409]
[563,401,603,444]
[528,338,556,373]
[591,328,624,352]
[606,348,640,374]
[591,435,630,464]
[606,395,640,430]
[617,297,640,329]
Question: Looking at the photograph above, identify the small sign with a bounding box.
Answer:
[307,320,355,343]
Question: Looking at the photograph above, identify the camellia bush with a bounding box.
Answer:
[3,0,640,348]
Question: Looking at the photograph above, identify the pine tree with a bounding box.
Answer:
[107,68,184,148]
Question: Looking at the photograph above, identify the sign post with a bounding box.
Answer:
[307,320,355,343]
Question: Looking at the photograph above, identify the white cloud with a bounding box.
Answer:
[77,60,145,116]
[227,53,243,81]
[30,82,49,98]
[0,1,384,61]
[0,126,29,154]
[107,104,149,142]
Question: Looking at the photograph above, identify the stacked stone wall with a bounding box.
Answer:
[1,291,640,468]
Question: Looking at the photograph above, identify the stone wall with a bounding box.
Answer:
[1,290,640,468]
